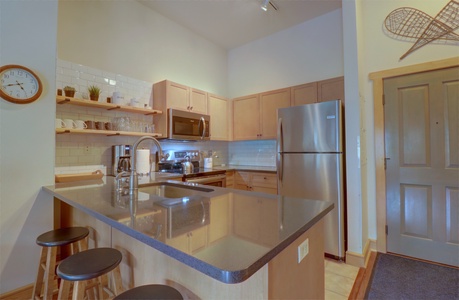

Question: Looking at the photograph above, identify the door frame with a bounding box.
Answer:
[369,57,459,253]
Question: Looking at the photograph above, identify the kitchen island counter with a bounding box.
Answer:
[212,164,277,173]
[43,176,332,298]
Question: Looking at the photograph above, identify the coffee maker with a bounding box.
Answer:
[112,145,131,176]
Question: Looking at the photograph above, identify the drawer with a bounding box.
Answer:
[251,173,277,188]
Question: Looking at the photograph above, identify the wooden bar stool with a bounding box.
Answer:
[56,247,124,300]
[114,284,183,300]
[33,226,89,300]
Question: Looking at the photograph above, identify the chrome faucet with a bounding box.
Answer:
[129,136,164,197]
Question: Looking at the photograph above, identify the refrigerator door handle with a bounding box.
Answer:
[277,118,283,184]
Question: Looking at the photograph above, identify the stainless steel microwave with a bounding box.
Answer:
[168,109,210,140]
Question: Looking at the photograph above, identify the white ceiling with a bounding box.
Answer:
[138,0,342,49]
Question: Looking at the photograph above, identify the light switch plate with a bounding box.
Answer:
[297,238,309,263]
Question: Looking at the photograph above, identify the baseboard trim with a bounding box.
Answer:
[346,239,375,268]
[348,251,378,299]
[0,283,33,299]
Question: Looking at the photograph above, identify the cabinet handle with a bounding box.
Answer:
[190,106,193,110]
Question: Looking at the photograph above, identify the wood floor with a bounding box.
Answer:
[325,258,360,299]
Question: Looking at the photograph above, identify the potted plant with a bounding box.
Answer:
[88,85,101,101]
[63,86,76,97]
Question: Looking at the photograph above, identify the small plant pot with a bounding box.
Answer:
[64,90,75,97]
[89,94,99,101]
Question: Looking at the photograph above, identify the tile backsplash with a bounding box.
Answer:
[55,59,276,175]
[228,140,276,166]
[56,59,152,107]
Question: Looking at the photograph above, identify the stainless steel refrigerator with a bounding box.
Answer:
[277,100,345,260]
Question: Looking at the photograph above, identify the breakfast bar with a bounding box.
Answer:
[43,175,333,299]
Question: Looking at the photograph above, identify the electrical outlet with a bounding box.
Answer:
[84,146,90,153]
[297,238,309,263]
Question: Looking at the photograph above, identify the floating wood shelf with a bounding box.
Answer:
[56,128,162,138]
[56,95,162,115]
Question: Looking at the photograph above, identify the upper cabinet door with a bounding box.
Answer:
[167,81,190,111]
[190,88,208,114]
[208,93,229,141]
[318,76,345,104]
[233,94,260,140]
[260,88,291,139]
[291,82,318,106]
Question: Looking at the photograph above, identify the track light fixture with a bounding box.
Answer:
[261,0,278,11]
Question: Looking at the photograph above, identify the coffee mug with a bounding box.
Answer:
[63,119,76,129]
[112,92,124,105]
[55,118,65,128]
[130,98,140,107]
[85,120,96,129]
[95,121,105,130]
[74,120,87,130]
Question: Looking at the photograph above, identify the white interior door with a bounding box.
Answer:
[384,67,459,266]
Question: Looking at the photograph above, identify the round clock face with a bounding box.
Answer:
[0,64,43,104]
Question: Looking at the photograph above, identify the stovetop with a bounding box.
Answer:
[158,162,224,178]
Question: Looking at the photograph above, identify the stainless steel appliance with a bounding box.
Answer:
[112,145,132,176]
[158,150,226,187]
[168,109,210,140]
[277,100,345,260]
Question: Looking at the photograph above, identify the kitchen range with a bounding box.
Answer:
[158,150,226,187]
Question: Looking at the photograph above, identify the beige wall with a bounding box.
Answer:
[0,1,58,293]
[57,1,228,97]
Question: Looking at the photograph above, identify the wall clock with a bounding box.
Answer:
[0,64,43,104]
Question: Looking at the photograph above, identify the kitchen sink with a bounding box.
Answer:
[138,182,213,200]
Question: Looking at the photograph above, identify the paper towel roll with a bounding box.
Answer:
[136,149,150,175]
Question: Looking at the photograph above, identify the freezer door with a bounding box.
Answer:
[278,100,342,153]
[278,153,345,258]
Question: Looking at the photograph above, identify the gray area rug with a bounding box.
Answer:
[367,253,459,300]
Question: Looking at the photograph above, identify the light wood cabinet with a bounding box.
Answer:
[153,80,207,114]
[260,88,291,139]
[208,93,230,141]
[233,94,260,140]
[225,171,234,188]
[166,226,207,254]
[234,171,277,195]
[318,76,345,104]
[291,82,318,106]
[233,88,290,140]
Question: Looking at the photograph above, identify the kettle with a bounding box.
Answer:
[181,156,193,174]
[118,157,131,173]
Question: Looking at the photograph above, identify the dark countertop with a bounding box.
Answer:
[43,175,332,284]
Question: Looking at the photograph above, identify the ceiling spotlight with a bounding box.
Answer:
[261,0,269,11]
[261,0,278,12]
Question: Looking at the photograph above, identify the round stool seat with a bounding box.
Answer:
[57,248,122,281]
[114,284,183,300]
[36,226,89,247]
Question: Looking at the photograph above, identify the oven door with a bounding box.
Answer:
[186,174,226,187]
[168,109,210,140]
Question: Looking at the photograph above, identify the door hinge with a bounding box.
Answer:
[385,225,388,235]
[384,157,390,170]
[382,94,385,106]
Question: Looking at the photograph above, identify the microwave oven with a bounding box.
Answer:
[168,109,210,140]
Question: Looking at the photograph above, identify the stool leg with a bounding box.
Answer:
[72,280,85,300]
[44,246,58,299]
[57,280,71,300]
[33,246,57,300]
[110,265,124,296]
[32,247,47,299]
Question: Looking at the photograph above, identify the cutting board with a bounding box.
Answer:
[55,170,104,183]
